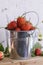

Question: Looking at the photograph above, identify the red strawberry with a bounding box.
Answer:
[35,48,41,56]
[0,51,4,60]
[17,17,26,27]
[15,27,21,31]
[7,21,17,30]
[21,22,32,31]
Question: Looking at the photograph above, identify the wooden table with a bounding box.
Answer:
[0,57,43,65]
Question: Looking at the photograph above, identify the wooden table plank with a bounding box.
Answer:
[0,57,43,65]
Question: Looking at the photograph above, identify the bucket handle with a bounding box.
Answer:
[21,11,39,35]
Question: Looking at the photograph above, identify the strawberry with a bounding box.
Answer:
[0,51,4,60]
[7,21,17,30]
[17,17,26,27]
[30,26,36,30]
[35,48,41,56]
[21,22,32,31]
[15,27,21,31]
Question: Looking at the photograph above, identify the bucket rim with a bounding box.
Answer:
[5,27,35,33]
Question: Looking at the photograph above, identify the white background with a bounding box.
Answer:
[0,0,43,47]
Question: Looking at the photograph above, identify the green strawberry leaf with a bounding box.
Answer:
[40,51,43,56]
[0,43,4,52]
[4,47,10,57]
[31,53,36,57]
[4,47,9,54]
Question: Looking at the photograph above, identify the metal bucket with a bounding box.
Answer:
[6,31,34,59]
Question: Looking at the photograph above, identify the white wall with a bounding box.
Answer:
[0,0,43,47]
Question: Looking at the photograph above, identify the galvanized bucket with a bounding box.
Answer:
[6,31,33,59]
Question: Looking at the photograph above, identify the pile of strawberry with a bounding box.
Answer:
[7,17,36,31]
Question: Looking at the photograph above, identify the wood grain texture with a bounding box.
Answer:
[0,57,43,65]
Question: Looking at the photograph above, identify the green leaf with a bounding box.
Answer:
[40,52,43,56]
[4,47,9,54]
[4,47,10,57]
[0,43,4,52]
[32,42,42,51]
[31,53,36,57]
